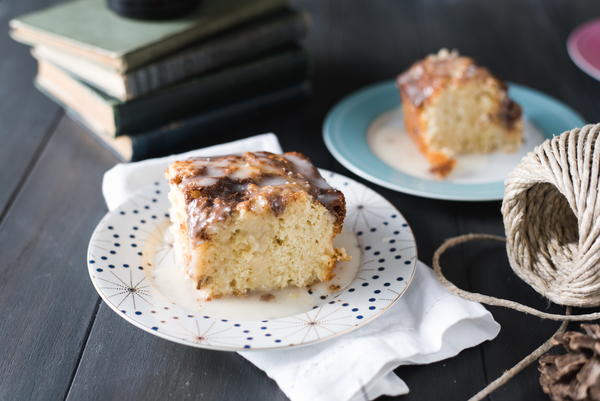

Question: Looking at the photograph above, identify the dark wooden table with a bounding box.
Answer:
[2,1,600,400]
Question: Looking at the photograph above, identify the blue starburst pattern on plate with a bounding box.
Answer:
[87,170,417,351]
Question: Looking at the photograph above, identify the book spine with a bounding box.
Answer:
[129,82,310,161]
[124,0,288,70]
[125,11,308,99]
[116,47,309,135]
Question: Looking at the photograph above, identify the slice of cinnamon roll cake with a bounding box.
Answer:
[397,49,523,177]
[165,151,348,299]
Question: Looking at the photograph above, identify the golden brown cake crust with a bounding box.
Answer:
[396,49,522,129]
[396,49,523,177]
[165,151,346,241]
[400,95,457,176]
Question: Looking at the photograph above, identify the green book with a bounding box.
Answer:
[34,48,309,137]
[53,82,310,161]
[31,10,308,100]
[10,0,286,72]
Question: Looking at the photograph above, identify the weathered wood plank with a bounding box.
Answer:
[0,115,117,401]
[0,0,64,216]
[65,303,288,401]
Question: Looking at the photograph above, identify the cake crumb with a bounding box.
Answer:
[329,284,341,292]
[336,247,351,262]
[260,293,275,302]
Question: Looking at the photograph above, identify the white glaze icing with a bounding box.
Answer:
[367,108,545,184]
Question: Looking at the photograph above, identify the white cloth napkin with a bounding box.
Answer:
[102,133,500,401]
[102,133,283,210]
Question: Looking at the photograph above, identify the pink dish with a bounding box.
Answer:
[568,18,600,81]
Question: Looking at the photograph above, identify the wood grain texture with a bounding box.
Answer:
[65,304,288,401]
[0,115,117,401]
[0,0,63,217]
[2,1,600,401]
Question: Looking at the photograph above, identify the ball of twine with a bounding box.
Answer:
[503,123,600,307]
[432,123,600,401]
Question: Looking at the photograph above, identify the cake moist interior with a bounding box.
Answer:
[165,151,348,299]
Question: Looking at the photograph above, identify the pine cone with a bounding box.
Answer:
[539,324,600,401]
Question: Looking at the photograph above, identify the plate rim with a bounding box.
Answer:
[87,169,418,352]
[567,17,600,82]
[323,80,586,201]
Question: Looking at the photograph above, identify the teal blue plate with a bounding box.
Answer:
[323,81,585,201]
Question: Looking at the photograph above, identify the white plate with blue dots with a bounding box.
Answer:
[87,170,417,351]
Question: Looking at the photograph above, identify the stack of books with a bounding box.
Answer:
[10,0,310,161]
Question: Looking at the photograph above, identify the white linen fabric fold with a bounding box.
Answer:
[102,133,283,210]
[241,261,498,401]
[102,133,500,401]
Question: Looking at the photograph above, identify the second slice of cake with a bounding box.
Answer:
[166,151,347,299]
[397,49,523,177]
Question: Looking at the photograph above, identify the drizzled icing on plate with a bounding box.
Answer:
[144,221,361,321]
[87,170,418,351]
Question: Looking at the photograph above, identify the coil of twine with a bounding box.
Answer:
[433,123,600,401]
[503,123,600,307]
